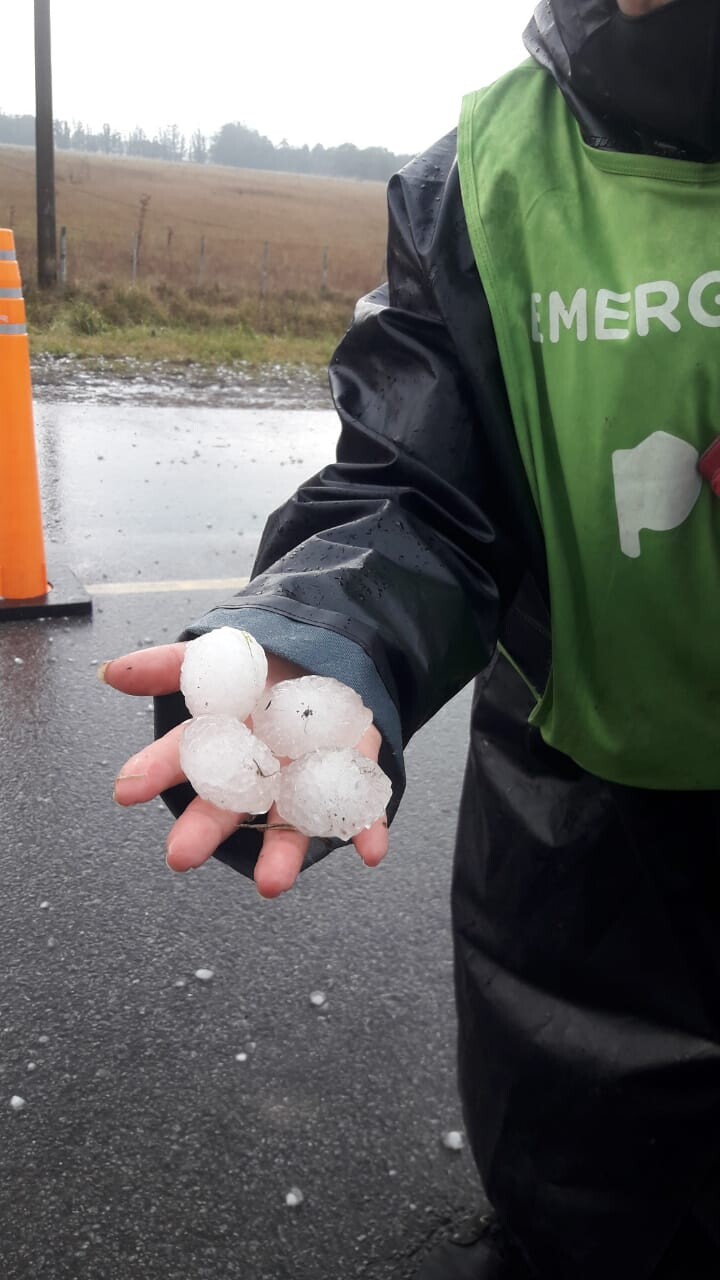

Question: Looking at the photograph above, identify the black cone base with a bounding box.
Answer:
[0,564,92,621]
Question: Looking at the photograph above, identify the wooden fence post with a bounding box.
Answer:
[197,235,206,286]
[131,232,139,284]
[58,225,67,290]
[321,245,329,294]
[260,240,269,298]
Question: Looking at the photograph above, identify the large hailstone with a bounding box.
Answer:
[180,716,280,813]
[180,627,268,721]
[252,675,373,758]
[277,748,392,840]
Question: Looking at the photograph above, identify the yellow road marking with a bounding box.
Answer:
[87,576,250,596]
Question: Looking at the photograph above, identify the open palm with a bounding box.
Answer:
[102,643,388,897]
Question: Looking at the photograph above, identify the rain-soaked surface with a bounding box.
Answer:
[0,362,482,1280]
[34,401,339,584]
[31,354,332,410]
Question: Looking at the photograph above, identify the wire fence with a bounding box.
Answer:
[12,228,386,301]
[1,148,389,302]
[9,229,386,305]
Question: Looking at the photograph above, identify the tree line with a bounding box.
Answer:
[0,111,413,181]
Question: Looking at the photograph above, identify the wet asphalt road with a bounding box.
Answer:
[0,388,483,1280]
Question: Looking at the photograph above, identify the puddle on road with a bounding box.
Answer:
[32,401,340,584]
[31,354,332,411]
[29,355,339,584]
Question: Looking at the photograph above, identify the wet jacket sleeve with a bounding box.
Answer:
[155,133,528,877]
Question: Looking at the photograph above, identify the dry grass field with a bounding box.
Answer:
[1,146,389,299]
[0,146,393,363]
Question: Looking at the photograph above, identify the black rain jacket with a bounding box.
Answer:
[156,8,720,1278]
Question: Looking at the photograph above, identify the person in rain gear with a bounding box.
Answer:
[103,0,720,1275]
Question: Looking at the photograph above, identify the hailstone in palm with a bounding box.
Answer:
[180,715,280,813]
[180,627,267,720]
[251,675,373,758]
[177,631,392,838]
[276,748,392,839]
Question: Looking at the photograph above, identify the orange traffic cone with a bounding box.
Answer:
[0,228,48,599]
[0,229,90,620]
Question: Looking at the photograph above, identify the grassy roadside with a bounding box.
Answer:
[25,283,355,369]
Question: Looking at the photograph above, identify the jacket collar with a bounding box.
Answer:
[523,0,716,160]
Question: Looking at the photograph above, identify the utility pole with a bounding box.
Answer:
[34,0,57,288]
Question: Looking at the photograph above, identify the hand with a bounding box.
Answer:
[101,643,389,897]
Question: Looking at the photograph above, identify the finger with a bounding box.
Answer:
[254,803,309,899]
[99,643,187,696]
[165,796,249,873]
[112,722,188,806]
[352,814,389,867]
[349,722,389,866]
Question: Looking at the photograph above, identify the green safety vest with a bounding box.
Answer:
[458,62,720,789]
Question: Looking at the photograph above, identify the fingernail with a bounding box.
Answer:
[97,661,110,683]
[111,773,144,793]
[112,772,146,804]
[166,845,183,872]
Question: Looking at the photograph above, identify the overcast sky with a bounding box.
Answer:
[4,2,532,155]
